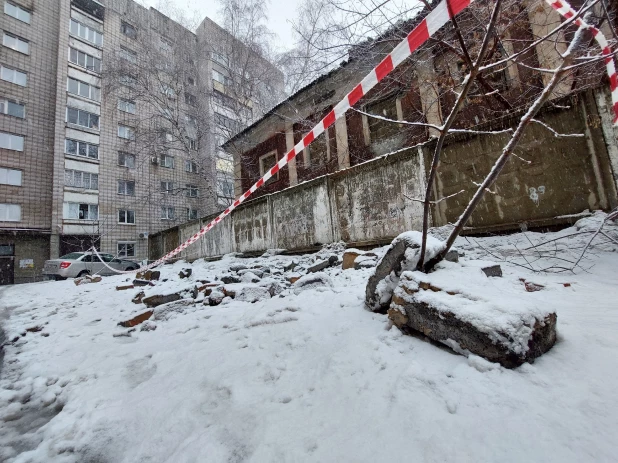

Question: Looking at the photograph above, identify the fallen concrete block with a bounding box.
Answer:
[236,286,271,303]
[229,263,248,272]
[307,260,330,273]
[118,310,154,328]
[140,321,157,331]
[444,250,459,263]
[354,255,378,270]
[365,232,444,312]
[342,249,364,270]
[153,300,194,321]
[74,275,102,285]
[116,284,135,291]
[143,293,182,308]
[132,279,154,287]
[293,272,334,295]
[390,272,557,368]
[208,290,225,306]
[132,291,145,304]
[482,265,502,278]
[136,270,160,281]
[221,274,241,284]
[179,268,193,279]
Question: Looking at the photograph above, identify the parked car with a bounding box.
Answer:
[43,252,140,280]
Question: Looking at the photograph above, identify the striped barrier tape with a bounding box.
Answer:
[95,0,617,275]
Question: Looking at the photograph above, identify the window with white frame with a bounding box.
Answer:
[159,131,173,143]
[160,206,175,220]
[187,76,195,86]
[69,47,101,73]
[212,69,227,86]
[118,124,135,140]
[118,99,136,114]
[70,19,103,46]
[1,64,26,86]
[66,202,98,220]
[65,139,98,159]
[214,112,241,134]
[0,167,21,186]
[185,115,197,127]
[4,2,30,23]
[65,169,98,189]
[185,93,197,106]
[186,184,199,197]
[117,180,135,196]
[118,151,135,168]
[160,84,175,98]
[2,32,28,54]
[259,151,278,185]
[67,107,99,129]
[118,209,135,224]
[0,131,23,151]
[117,241,135,257]
[67,77,100,101]
[119,46,137,63]
[218,177,234,198]
[160,154,174,168]
[211,51,228,67]
[187,137,197,150]
[185,160,198,173]
[0,99,25,118]
[187,208,198,220]
[159,37,172,52]
[160,181,174,194]
[0,203,20,221]
[121,22,137,39]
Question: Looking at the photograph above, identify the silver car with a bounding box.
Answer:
[43,252,140,280]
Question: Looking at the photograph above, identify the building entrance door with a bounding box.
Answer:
[0,244,15,285]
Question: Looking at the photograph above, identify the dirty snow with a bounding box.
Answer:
[0,213,617,462]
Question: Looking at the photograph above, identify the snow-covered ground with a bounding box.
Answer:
[1,212,617,462]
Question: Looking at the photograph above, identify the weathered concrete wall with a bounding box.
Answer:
[149,91,618,261]
[233,198,271,253]
[270,178,333,251]
[332,147,426,245]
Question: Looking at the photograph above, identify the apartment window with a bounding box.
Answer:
[67,107,99,129]
[212,69,227,85]
[118,151,135,168]
[65,169,98,190]
[118,99,136,114]
[160,154,174,168]
[185,93,197,107]
[4,2,30,23]
[218,178,234,198]
[214,112,241,134]
[67,77,100,101]
[65,139,98,159]
[187,208,198,220]
[117,242,135,257]
[119,73,137,87]
[121,22,137,39]
[0,167,21,186]
[213,90,235,110]
[117,180,135,196]
[211,51,228,67]
[159,37,172,52]
[161,206,175,220]
[185,160,198,173]
[69,47,101,73]
[66,202,98,220]
[186,184,199,197]
[118,209,135,224]
[119,46,137,64]
[160,84,175,98]
[187,137,197,150]
[1,65,26,86]
[70,19,103,47]
[0,203,20,221]
[2,32,28,54]
[0,99,25,118]
[160,181,174,194]
[0,131,23,151]
[159,131,173,143]
[118,124,135,140]
[259,151,278,185]
[187,76,195,86]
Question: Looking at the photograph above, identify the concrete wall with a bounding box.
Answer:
[149,90,618,261]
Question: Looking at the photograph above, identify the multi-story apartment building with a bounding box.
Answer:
[0,0,284,284]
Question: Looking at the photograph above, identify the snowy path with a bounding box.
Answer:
[0,222,617,462]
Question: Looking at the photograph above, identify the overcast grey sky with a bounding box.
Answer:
[139,0,303,50]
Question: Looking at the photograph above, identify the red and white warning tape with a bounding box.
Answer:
[97,0,617,275]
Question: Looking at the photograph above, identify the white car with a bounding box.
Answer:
[43,252,139,280]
